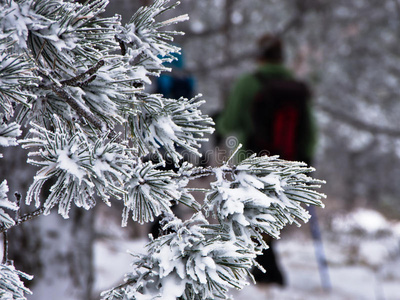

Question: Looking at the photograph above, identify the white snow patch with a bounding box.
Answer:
[332,208,390,235]
[93,238,148,293]
[56,149,85,181]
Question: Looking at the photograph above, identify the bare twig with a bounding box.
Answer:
[179,165,235,181]
[14,192,21,221]
[107,278,136,292]
[17,207,45,226]
[61,60,104,86]
[50,83,106,131]
[0,207,45,234]
[2,231,8,265]
[38,64,121,140]
[116,37,127,56]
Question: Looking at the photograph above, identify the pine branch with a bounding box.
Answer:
[107,278,136,293]
[0,1,326,299]
[39,70,112,135]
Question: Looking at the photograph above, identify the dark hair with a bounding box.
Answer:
[257,34,283,63]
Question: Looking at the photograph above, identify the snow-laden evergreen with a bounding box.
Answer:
[0,116,22,152]
[101,155,325,300]
[0,180,18,230]
[101,214,256,300]
[0,0,325,299]
[0,263,32,300]
[207,155,325,246]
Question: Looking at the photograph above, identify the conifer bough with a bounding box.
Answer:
[0,0,325,299]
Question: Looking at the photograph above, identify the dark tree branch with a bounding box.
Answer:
[16,207,45,226]
[39,70,105,129]
[317,103,400,137]
[2,231,8,265]
[116,37,127,56]
[0,207,45,234]
[1,193,23,265]
[51,83,106,131]
[14,192,21,221]
[38,65,121,140]
[60,60,104,87]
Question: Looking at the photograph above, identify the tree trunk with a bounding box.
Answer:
[27,209,94,300]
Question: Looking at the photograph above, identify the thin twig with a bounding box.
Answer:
[2,231,8,265]
[116,37,127,56]
[178,165,235,181]
[14,192,21,221]
[0,207,45,234]
[38,67,120,140]
[17,207,45,225]
[183,166,214,179]
[61,60,104,86]
[109,278,137,292]
[50,83,106,130]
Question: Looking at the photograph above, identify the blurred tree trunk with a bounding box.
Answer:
[1,145,95,299]
[219,0,236,105]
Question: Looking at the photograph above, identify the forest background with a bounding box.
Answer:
[106,0,400,215]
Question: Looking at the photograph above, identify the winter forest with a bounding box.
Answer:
[0,0,400,300]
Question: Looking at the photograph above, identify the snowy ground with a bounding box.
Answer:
[93,208,400,300]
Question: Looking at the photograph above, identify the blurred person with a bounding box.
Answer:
[156,50,195,100]
[217,34,317,286]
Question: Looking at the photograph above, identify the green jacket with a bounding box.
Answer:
[217,63,317,163]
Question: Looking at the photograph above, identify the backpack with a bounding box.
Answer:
[170,76,194,99]
[157,75,194,100]
[248,73,311,161]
